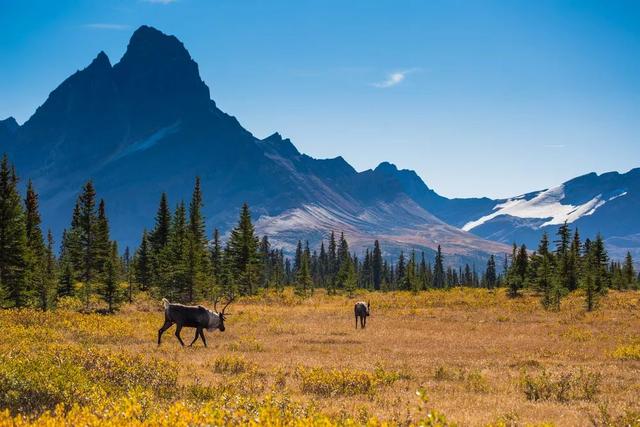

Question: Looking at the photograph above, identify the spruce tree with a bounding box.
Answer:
[464,264,473,286]
[294,240,303,273]
[123,246,133,303]
[418,252,428,290]
[337,232,349,273]
[590,234,609,294]
[210,228,222,285]
[372,240,383,290]
[227,203,260,295]
[485,255,497,289]
[396,251,406,287]
[343,256,357,297]
[24,180,47,307]
[58,260,74,299]
[295,250,313,297]
[336,253,356,296]
[505,244,520,297]
[150,192,171,253]
[284,258,292,285]
[135,230,153,292]
[61,207,83,281]
[73,181,99,306]
[433,245,445,288]
[328,231,337,282]
[555,222,573,292]
[506,244,529,297]
[186,177,211,301]
[318,241,328,288]
[188,178,206,242]
[623,252,636,289]
[259,236,271,288]
[304,241,313,292]
[160,202,189,301]
[581,250,599,311]
[538,252,561,310]
[0,155,27,307]
[94,199,111,279]
[404,250,419,292]
[78,181,97,283]
[611,262,626,290]
[100,242,123,312]
[568,228,582,291]
[44,230,57,309]
[516,244,529,283]
[361,248,372,289]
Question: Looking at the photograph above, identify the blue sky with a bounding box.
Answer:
[1,0,639,198]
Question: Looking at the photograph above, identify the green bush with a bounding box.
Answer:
[520,369,601,402]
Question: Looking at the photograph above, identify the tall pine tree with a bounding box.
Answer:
[433,246,445,288]
[0,155,27,307]
[24,180,48,309]
[227,203,260,295]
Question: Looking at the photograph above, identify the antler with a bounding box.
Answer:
[220,293,235,315]
[213,295,221,313]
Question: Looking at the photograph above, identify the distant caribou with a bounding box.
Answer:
[354,301,370,329]
[158,295,234,347]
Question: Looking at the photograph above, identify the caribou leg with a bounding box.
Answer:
[189,328,200,347]
[174,324,185,346]
[158,320,173,346]
[199,329,207,347]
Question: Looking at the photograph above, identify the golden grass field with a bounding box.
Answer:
[1,288,639,426]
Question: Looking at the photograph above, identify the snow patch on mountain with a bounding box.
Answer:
[112,121,181,161]
[462,184,625,231]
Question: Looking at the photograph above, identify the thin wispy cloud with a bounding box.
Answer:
[84,23,131,31]
[372,68,419,88]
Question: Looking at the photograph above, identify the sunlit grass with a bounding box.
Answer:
[0,288,638,425]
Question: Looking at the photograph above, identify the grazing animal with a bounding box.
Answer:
[158,296,233,347]
[354,301,370,329]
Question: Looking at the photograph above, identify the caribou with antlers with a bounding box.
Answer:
[157,295,234,347]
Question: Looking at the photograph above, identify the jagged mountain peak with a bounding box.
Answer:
[0,117,19,133]
[91,51,112,69]
[120,25,192,66]
[374,161,399,173]
[112,25,212,122]
[262,132,301,157]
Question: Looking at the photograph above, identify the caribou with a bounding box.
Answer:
[354,301,370,329]
[158,295,234,347]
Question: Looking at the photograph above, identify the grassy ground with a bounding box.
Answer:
[1,288,639,426]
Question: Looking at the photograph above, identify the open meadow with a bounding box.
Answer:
[1,288,639,426]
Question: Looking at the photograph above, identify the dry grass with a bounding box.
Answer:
[1,288,640,426]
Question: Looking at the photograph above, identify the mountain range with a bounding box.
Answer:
[1,26,637,265]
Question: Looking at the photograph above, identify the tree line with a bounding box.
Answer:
[0,154,637,311]
[502,222,639,310]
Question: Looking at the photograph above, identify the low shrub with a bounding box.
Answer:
[520,369,601,402]
[296,365,403,397]
[465,370,490,393]
[433,365,488,392]
[67,347,178,395]
[227,337,265,352]
[561,327,593,342]
[213,355,254,375]
[0,352,102,415]
[0,345,177,416]
[612,343,640,361]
